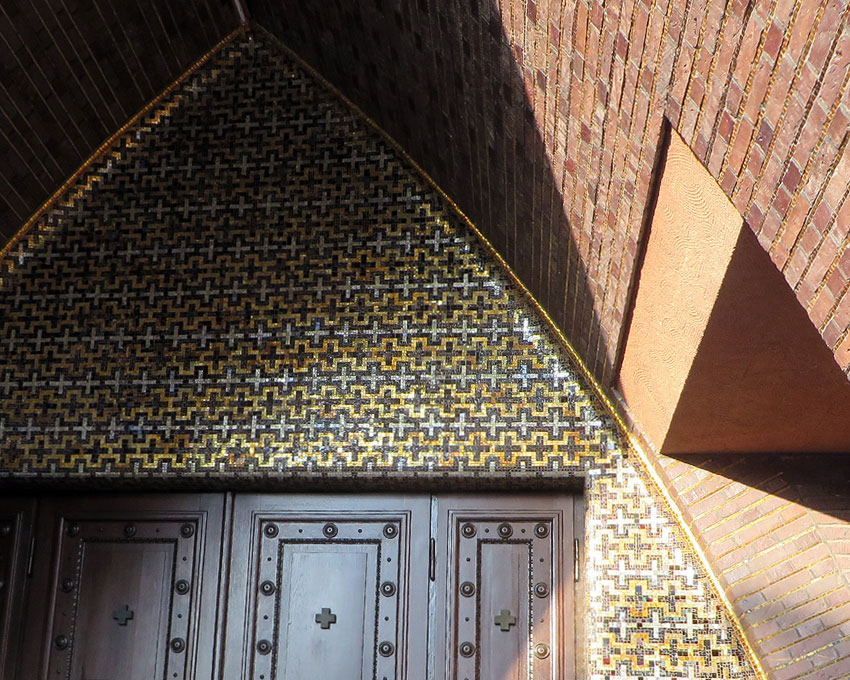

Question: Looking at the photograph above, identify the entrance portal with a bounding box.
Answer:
[15,493,580,680]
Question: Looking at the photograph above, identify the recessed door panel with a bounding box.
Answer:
[478,542,531,680]
[277,543,377,680]
[71,540,175,679]
[46,518,198,680]
[226,494,430,680]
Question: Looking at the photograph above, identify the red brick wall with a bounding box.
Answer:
[250,0,850,383]
[0,0,239,243]
[657,454,850,680]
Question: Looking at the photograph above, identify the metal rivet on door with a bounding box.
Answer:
[534,642,550,659]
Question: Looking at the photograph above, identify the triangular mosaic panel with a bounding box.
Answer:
[0,31,758,680]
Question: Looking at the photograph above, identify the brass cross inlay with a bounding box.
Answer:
[315,607,337,629]
[112,605,134,626]
[494,609,516,631]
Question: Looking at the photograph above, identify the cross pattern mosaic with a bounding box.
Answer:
[0,32,757,680]
[587,459,756,680]
[0,37,613,476]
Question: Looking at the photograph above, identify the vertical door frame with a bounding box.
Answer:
[0,495,36,680]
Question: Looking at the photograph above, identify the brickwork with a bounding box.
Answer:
[657,454,850,680]
[249,0,850,382]
[0,33,758,680]
[0,0,239,242]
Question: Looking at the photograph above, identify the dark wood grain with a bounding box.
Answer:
[0,496,35,680]
[19,494,226,680]
[9,492,582,679]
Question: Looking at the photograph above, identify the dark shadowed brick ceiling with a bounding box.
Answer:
[0,0,239,243]
[246,0,850,389]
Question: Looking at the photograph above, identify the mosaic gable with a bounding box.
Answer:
[1,36,609,478]
[0,29,759,680]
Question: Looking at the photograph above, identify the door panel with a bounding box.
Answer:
[0,496,35,680]
[20,494,225,680]
[278,545,376,680]
[68,537,178,679]
[10,492,579,680]
[478,541,532,680]
[433,495,576,680]
[226,494,430,680]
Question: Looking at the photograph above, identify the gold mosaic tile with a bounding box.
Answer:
[0,32,759,680]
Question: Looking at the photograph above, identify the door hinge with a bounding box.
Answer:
[429,537,436,582]
[27,535,36,576]
[574,538,580,582]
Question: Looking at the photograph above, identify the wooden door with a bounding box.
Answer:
[432,494,578,680]
[19,494,226,680]
[0,496,35,680]
[224,494,431,680]
[9,491,580,680]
